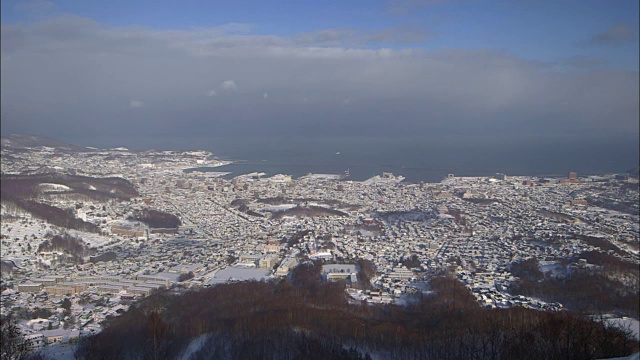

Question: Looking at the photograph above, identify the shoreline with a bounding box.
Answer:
[183,164,632,184]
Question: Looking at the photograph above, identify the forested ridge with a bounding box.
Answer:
[1,173,139,233]
[75,262,638,360]
[511,255,639,317]
[1,174,138,201]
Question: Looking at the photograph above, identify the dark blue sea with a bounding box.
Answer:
[83,135,639,183]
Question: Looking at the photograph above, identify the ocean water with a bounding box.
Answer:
[168,136,639,183]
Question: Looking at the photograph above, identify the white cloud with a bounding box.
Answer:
[263,93,268,99]
[129,100,144,108]
[0,15,637,140]
[292,27,428,47]
[220,80,237,92]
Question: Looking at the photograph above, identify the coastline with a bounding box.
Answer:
[183,162,626,184]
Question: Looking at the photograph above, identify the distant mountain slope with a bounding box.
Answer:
[0,133,91,151]
[1,173,139,233]
[0,173,139,201]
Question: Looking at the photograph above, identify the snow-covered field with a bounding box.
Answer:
[64,229,111,248]
[207,266,271,284]
[39,343,76,360]
[39,183,72,192]
[605,317,640,341]
[0,213,111,260]
[1,216,56,258]
[260,204,297,212]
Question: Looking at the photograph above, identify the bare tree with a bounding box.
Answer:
[0,319,29,360]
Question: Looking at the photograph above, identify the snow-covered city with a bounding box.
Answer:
[1,136,638,358]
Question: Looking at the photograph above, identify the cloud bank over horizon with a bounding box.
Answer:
[1,6,638,148]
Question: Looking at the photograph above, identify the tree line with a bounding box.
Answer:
[510,256,639,317]
[1,174,138,202]
[73,263,638,360]
[1,196,100,233]
[128,209,181,229]
[37,233,96,259]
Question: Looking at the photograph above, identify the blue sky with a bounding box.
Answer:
[2,0,637,68]
[1,0,638,147]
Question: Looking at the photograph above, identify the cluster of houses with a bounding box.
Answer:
[2,143,638,351]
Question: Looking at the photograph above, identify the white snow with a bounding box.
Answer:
[538,261,567,278]
[0,216,56,257]
[363,174,405,185]
[0,214,111,259]
[203,172,231,178]
[601,353,640,360]
[207,266,270,284]
[65,229,111,248]
[39,183,72,192]
[179,333,212,360]
[300,173,342,180]
[260,204,297,212]
[39,342,76,360]
[605,317,640,341]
